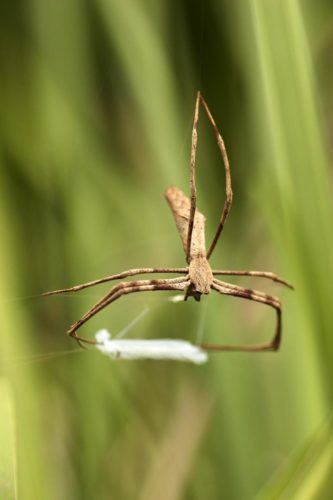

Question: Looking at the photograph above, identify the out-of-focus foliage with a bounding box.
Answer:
[1,0,333,498]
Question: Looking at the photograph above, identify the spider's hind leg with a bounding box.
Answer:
[198,279,282,352]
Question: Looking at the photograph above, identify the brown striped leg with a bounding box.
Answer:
[197,279,282,352]
[43,267,188,296]
[67,276,190,345]
[186,91,200,262]
[198,94,233,259]
[212,270,294,290]
[186,92,233,261]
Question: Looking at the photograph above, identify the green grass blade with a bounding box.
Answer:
[257,416,333,499]
[0,379,17,500]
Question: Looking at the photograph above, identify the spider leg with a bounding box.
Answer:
[186,93,233,260]
[67,276,190,345]
[213,279,279,302]
[73,276,188,327]
[212,270,294,290]
[197,279,281,352]
[43,267,188,296]
[186,91,200,261]
[199,95,233,259]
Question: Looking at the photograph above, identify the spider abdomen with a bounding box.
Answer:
[165,185,207,258]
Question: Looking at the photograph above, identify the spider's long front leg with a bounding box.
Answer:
[186,91,200,261]
[212,270,294,289]
[199,95,233,260]
[197,279,281,352]
[68,276,190,345]
[186,92,233,261]
[43,268,188,296]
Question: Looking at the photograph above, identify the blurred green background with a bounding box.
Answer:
[1,0,333,498]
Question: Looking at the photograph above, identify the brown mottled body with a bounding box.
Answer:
[44,91,293,352]
[165,186,207,260]
[165,185,213,299]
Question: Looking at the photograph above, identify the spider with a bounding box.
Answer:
[45,92,293,352]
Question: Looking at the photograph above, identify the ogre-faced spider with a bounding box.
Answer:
[45,92,293,352]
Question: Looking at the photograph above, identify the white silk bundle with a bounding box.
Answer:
[95,329,208,364]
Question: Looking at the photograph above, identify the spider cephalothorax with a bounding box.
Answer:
[45,92,293,352]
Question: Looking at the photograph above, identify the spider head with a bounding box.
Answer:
[184,283,202,302]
